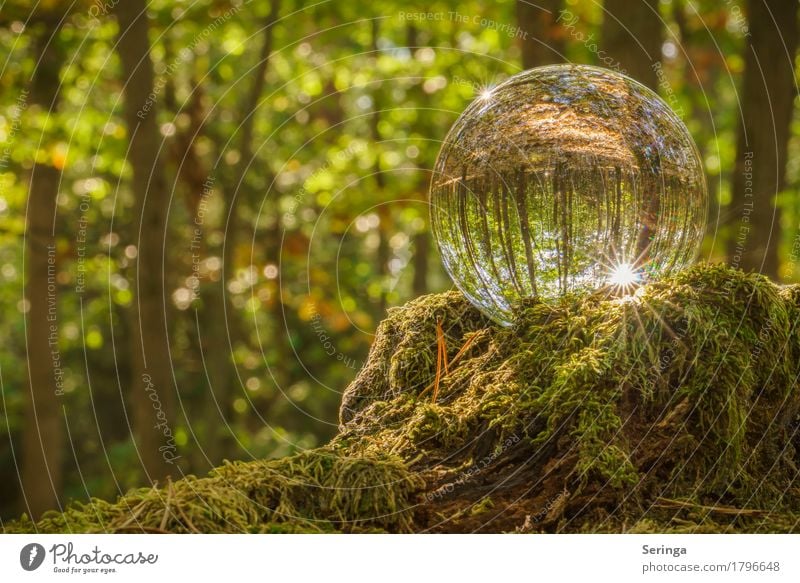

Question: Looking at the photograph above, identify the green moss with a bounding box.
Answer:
[6,449,422,534]
[7,264,800,533]
[338,263,800,531]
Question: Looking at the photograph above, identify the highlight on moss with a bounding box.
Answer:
[7,264,800,533]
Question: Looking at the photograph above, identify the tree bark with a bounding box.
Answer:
[412,230,430,297]
[371,20,390,316]
[727,0,798,279]
[205,0,281,463]
[601,0,664,266]
[250,2,283,385]
[405,22,430,298]
[114,0,176,483]
[601,0,662,90]
[516,0,566,69]
[21,21,67,518]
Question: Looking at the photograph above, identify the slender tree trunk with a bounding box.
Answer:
[671,0,719,242]
[200,2,281,461]
[21,22,67,518]
[601,0,664,266]
[516,0,566,68]
[601,0,662,90]
[727,0,798,279]
[225,0,283,409]
[405,22,430,297]
[369,20,391,316]
[376,204,390,315]
[412,229,430,296]
[115,0,176,483]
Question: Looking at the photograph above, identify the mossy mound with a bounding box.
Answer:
[6,449,422,533]
[6,264,800,533]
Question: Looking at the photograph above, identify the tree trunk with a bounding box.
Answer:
[727,0,798,279]
[404,21,430,298]
[601,0,664,265]
[412,230,429,297]
[198,3,280,464]
[601,0,662,90]
[671,0,719,243]
[21,22,67,518]
[114,0,176,483]
[370,20,391,317]
[516,0,566,69]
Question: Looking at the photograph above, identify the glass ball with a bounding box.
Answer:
[430,65,707,326]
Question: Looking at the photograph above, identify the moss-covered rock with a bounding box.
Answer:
[6,264,800,533]
[6,450,422,534]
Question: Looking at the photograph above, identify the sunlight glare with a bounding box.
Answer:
[478,87,494,101]
[608,262,639,288]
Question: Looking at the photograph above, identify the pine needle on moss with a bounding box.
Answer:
[7,264,800,533]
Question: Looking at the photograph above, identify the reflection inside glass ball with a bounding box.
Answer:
[430,65,707,326]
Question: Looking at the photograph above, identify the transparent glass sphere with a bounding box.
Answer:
[430,65,707,326]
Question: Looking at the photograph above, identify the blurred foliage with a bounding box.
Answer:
[0,0,798,518]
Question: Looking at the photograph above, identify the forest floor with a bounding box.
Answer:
[6,264,800,533]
